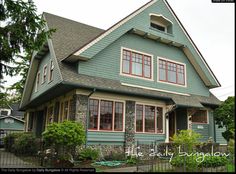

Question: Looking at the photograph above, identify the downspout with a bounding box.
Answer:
[85,88,96,148]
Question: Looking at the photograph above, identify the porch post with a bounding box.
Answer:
[165,114,169,143]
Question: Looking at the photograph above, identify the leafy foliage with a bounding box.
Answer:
[0,0,55,102]
[42,121,85,150]
[77,147,100,161]
[13,133,39,155]
[171,129,202,152]
[4,132,22,152]
[126,156,138,165]
[170,155,228,170]
[214,96,235,142]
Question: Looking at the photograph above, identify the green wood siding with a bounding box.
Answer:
[135,133,165,144]
[78,0,218,87]
[215,125,227,145]
[87,132,125,145]
[79,33,209,96]
[0,118,24,131]
[192,123,209,142]
[208,110,215,139]
[30,52,61,101]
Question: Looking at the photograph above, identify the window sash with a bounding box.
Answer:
[135,104,163,134]
[192,110,207,124]
[159,59,185,85]
[122,49,151,79]
[88,99,124,132]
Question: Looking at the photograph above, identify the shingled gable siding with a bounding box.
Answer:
[79,33,210,97]
[30,52,61,101]
[78,0,218,87]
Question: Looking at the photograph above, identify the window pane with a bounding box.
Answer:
[64,101,69,121]
[145,106,155,133]
[177,65,185,85]
[123,60,130,73]
[114,102,123,131]
[89,99,99,129]
[100,100,113,130]
[156,107,163,133]
[132,53,143,76]
[144,56,151,78]
[167,62,177,83]
[136,105,143,132]
[159,60,166,81]
[192,110,207,123]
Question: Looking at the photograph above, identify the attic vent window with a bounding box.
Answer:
[150,14,173,34]
[150,22,166,32]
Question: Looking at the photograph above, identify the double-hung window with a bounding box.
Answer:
[122,49,152,79]
[159,59,185,86]
[135,104,163,133]
[89,99,124,132]
[192,110,208,124]
[49,60,54,82]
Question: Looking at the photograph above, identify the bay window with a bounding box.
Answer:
[136,104,163,133]
[122,49,152,79]
[89,99,124,132]
[159,59,185,85]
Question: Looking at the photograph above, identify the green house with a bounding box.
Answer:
[20,0,227,152]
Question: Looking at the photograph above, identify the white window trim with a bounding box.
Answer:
[157,57,187,88]
[135,102,165,135]
[48,59,54,83]
[88,97,126,133]
[191,109,209,124]
[35,71,40,92]
[120,47,154,81]
[42,64,47,84]
[149,13,173,25]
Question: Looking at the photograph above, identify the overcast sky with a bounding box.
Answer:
[3,0,235,101]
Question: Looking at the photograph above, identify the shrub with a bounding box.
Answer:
[77,147,100,161]
[126,156,138,165]
[171,130,202,152]
[42,121,85,151]
[104,152,126,161]
[171,155,228,170]
[13,133,38,155]
[4,132,23,152]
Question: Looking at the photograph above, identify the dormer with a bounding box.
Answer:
[150,13,173,35]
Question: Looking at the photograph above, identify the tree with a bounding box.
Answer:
[214,96,235,142]
[0,0,54,102]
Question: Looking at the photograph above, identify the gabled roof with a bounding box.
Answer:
[20,1,221,110]
[43,12,104,61]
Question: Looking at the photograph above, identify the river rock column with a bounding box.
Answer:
[75,94,88,128]
[125,100,136,152]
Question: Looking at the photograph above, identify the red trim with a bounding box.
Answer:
[114,102,124,131]
[159,59,185,85]
[122,49,152,79]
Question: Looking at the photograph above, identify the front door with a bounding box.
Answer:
[169,112,176,141]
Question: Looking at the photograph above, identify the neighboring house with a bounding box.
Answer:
[0,103,25,145]
[20,0,227,152]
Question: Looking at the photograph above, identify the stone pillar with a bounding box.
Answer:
[125,101,136,151]
[69,95,77,121]
[75,94,88,128]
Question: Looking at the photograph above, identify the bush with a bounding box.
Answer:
[126,156,138,165]
[77,147,100,161]
[171,130,202,152]
[4,132,23,152]
[42,121,85,151]
[104,151,126,161]
[13,133,38,155]
[171,155,228,170]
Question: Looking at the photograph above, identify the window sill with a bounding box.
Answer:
[120,73,154,82]
[149,27,174,37]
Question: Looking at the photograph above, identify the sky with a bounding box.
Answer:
[3,0,235,101]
